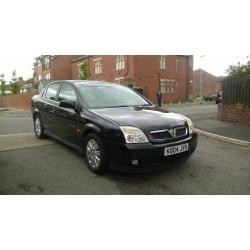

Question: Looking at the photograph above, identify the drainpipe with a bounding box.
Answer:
[123,55,130,85]
[186,56,189,101]
[87,56,91,80]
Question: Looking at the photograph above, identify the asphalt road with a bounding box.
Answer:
[166,103,217,116]
[0,134,249,194]
[0,104,217,135]
[0,116,33,135]
[0,104,249,195]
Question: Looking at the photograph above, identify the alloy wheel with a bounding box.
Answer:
[86,138,101,169]
[35,117,42,136]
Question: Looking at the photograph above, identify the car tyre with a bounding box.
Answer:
[83,133,108,174]
[33,114,47,139]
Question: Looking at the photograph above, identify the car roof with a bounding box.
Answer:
[58,80,119,87]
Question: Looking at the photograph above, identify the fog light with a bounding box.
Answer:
[132,159,139,165]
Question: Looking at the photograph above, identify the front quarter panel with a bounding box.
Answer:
[31,94,42,117]
[80,110,125,144]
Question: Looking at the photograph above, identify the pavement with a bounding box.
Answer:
[0,133,55,152]
[0,104,250,194]
[166,103,250,144]
[1,104,250,143]
[0,107,31,117]
[164,101,217,115]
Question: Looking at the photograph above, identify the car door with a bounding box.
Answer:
[40,82,61,133]
[53,83,83,147]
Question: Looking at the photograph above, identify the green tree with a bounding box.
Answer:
[0,74,6,96]
[9,70,21,94]
[79,63,90,80]
[9,81,21,94]
[226,57,250,78]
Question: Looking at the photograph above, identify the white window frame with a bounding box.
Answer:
[115,56,125,71]
[160,56,166,69]
[45,73,50,80]
[160,79,166,93]
[176,59,179,73]
[115,76,125,85]
[77,63,84,78]
[166,80,175,94]
[94,59,102,75]
[44,58,50,69]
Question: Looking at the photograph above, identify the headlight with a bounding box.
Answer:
[186,118,195,134]
[120,126,149,143]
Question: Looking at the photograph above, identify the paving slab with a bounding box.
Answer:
[194,118,250,142]
[0,133,55,152]
[0,115,34,135]
[0,108,31,117]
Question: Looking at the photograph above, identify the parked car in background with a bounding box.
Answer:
[31,80,198,174]
[215,90,222,104]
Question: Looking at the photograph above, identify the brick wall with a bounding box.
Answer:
[218,104,250,126]
[71,55,193,104]
[0,93,34,109]
[51,55,80,80]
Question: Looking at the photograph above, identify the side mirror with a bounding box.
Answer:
[59,100,75,109]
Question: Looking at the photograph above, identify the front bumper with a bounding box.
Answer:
[106,133,198,173]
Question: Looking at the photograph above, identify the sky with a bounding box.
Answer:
[0,55,249,82]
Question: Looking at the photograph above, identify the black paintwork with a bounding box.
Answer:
[32,80,198,172]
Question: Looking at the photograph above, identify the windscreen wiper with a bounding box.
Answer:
[104,105,130,108]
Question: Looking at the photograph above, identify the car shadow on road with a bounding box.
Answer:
[104,160,191,195]
[45,138,195,195]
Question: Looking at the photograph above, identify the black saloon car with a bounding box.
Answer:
[32,81,197,173]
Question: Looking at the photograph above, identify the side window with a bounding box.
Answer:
[58,84,77,102]
[45,83,60,100]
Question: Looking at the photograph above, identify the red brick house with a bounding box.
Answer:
[193,69,217,98]
[71,55,193,103]
[33,55,82,85]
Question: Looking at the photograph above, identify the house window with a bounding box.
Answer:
[44,73,50,80]
[160,56,166,69]
[176,59,179,73]
[115,76,125,85]
[166,80,174,94]
[115,56,125,71]
[77,63,83,78]
[94,58,102,75]
[44,58,50,70]
[160,79,166,93]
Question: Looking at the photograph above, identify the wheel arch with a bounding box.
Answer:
[80,123,104,144]
[32,109,40,120]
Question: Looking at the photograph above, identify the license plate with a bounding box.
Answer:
[164,143,189,156]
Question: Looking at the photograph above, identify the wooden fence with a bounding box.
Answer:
[222,78,250,105]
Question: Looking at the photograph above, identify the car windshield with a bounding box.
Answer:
[77,84,151,109]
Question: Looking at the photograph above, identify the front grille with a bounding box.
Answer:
[149,126,188,142]
[176,127,187,137]
[150,130,173,140]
